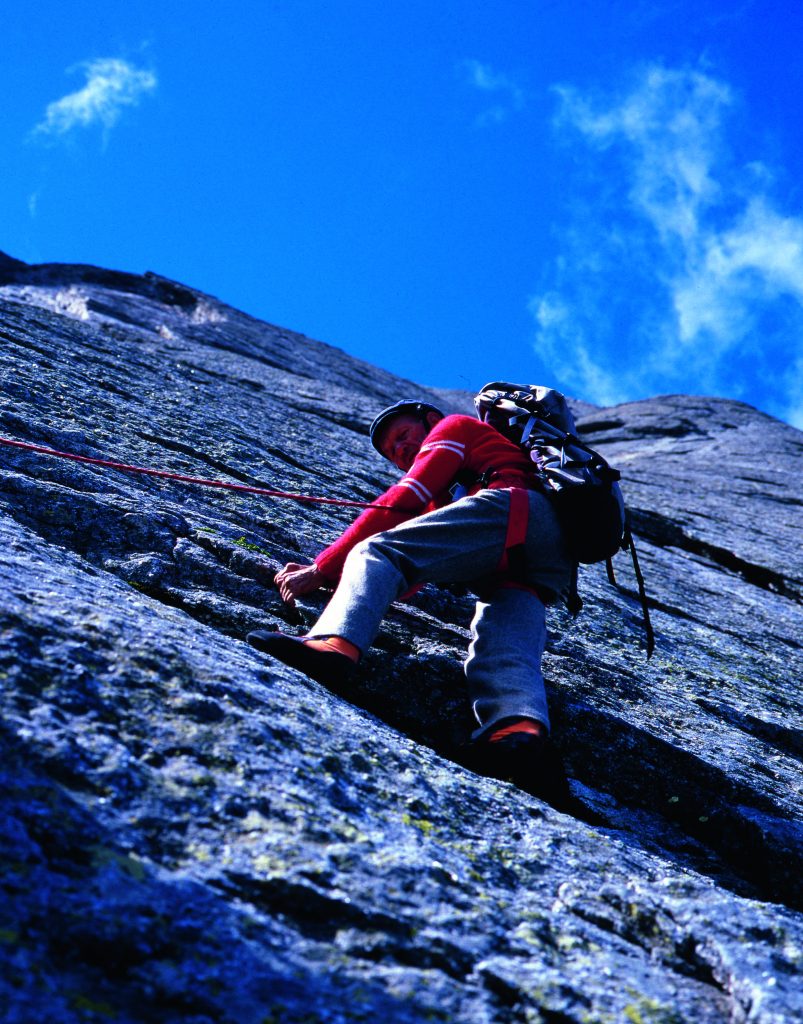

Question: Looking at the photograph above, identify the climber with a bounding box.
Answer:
[247,399,574,801]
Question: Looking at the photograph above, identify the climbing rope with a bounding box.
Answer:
[0,436,396,510]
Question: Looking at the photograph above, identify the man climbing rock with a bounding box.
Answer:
[247,399,573,801]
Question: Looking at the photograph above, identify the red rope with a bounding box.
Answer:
[0,436,396,510]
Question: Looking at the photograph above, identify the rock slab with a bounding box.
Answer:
[1,252,802,1022]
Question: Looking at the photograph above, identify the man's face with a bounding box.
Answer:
[377,413,432,471]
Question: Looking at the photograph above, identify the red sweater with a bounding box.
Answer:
[315,414,536,581]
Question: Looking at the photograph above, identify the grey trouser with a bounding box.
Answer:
[312,488,573,736]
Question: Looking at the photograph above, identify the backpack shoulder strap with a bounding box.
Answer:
[624,525,655,658]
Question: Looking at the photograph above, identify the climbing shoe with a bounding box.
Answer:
[462,718,572,810]
[246,630,356,687]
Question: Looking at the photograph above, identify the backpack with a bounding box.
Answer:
[474,381,654,656]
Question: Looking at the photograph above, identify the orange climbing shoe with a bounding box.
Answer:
[487,717,545,742]
[246,631,357,687]
[463,717,571,809]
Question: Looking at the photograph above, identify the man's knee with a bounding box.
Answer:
[349,536,375,560]
[349,534,391,563]
[346,534,403,575]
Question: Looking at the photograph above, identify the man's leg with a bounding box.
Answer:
[248,492,511,681]
[310,537,410,651]
[465,585,550,739]
[250,489,570,727]
[462,582,571,808]
[311,490,512,652]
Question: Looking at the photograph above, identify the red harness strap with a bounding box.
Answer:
[497,487,530,574]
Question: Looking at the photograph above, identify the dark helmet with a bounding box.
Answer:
[369,399,444,457]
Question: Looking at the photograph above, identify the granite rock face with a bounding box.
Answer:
[1,251,802,1023]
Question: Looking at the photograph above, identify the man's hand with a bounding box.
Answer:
[274,562,326,607]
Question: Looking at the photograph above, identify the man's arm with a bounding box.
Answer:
[313,429,468,581]
[273,417,472,603]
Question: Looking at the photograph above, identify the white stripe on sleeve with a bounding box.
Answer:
[398,477,432,503]
[420,441,465,458]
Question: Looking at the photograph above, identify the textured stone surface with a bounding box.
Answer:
[1,251,802,1023]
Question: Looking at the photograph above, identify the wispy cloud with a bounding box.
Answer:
[461,59,524,125]
[33,58,157,140]
[531,64,803,427]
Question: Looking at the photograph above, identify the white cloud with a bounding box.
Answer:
[33,58,157,139]
[462,59,524,124]
[530,293,623,406]
[531,64,803,426]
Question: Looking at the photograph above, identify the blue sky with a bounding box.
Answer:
[4,1,803,426]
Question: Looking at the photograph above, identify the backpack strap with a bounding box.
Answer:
[566,561,583,615]
[624,525,655,658]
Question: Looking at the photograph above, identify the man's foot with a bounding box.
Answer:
[246,631,357,687]
[463,717,572,809]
